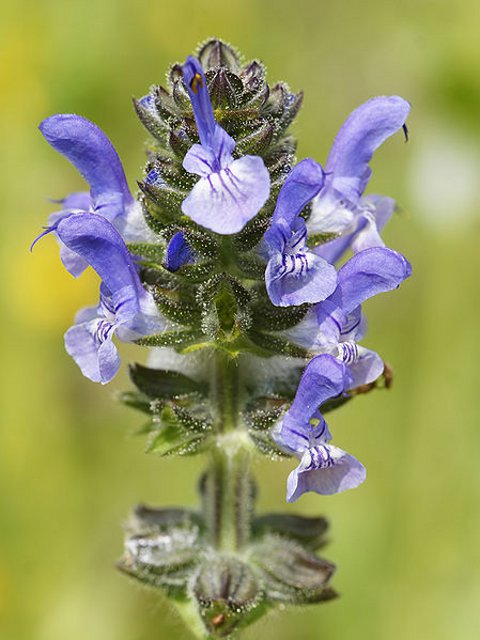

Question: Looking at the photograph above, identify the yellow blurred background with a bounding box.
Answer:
[1,0,480,638]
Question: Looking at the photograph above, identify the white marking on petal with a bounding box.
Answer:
[337,341,359,365]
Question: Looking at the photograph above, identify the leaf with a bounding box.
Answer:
[118,390,152,414]
[250,534,337,604]
[129,504,204,533]
[145,403,211,456]
[146,424,207,456]
[250,298,310,331]
[136,328,204,349]
[118,503,203,595]
[248,429,288,458]
[129,363,206,399]
[126,242,166,263]
[252,514,329,550]
[247,330,309,358]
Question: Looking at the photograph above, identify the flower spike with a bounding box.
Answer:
[33,40,413,629]
[181,56,270,234]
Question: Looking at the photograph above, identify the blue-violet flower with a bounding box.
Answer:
[262,158,337,306]
[308,96,410,264]
[38,214,164,383]
[165,231,196,272]
[39,114,154,276]
[284,247,412,386]
[273,354,366,502]
[181,56,270,234]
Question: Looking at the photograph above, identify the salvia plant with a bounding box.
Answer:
[33,39,411,639]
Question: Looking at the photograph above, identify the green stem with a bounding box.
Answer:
[202,350,254,552]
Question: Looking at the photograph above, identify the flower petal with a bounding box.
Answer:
[325,96,410,199]
[55,214,164,335]
[183,56,218,149]
[56,214,144,296]
[114,201,157,245]
[64,319,120,384]
[362,194,396,231]
[270,158,325,227]
[345,346,384,387]
[281,302,340,351]
[46,193,92,277]
[61,191,91,211]
[314,195,397,264]
[39,114,133,219]
[166,232,195,272]
[181,155,270,234]
[307,192,356,236]
[265,250,337,307]
[58,243,89,278]
[335,247,412,315]
[287,445,366,501]
[183,143,218,177]
[312,233,352,266]
[283,355,347,439]
[183,125,236,176]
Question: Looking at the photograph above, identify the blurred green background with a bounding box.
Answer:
[1,0,480,638]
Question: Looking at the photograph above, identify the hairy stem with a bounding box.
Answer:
[202,350,254,552]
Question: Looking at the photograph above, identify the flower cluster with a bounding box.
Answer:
[34,40,410,503]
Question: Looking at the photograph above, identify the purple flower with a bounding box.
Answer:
[43,214,164,384]
[308,96,410,263]
[273,354,366,502]
[39,114,154,276]
[262,159,337,307]
[165,232,195,272]
[284,247,412,386]
[181,56,270,234]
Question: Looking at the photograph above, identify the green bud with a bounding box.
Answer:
[192,556,264,638]
[207,68,245,109]
[198,39,241,73]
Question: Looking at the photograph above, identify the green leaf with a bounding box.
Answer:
[250,297,310,331]
[235,122,275,156]
[126,242,165,263]
[247,330,309,358]
[129,504,204,533]
[146,423,207,456]
[234,251,266,279]
[129,363,206,399]
[307,231,340,247]
[145,403,211,456]
[153,288,201,325]
[248,429,288,458]
[136,328,204,349]
[118,390,152,414]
